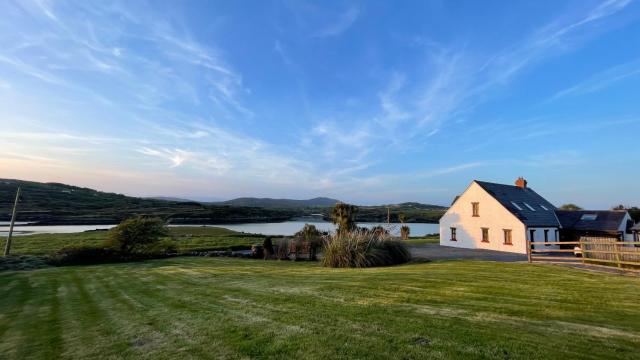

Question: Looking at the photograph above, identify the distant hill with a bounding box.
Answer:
[216,197,340,208]
[0,179,297,225]
[0,178,447,225]
[147,196,198,203]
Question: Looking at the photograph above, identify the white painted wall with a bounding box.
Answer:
[618,212,635,242]
[439,181,527,254]
[528,227,560,250]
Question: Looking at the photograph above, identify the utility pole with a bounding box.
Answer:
[4,186,21,256]
[387,206,390,224]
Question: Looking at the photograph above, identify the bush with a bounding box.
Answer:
[107,216,169,255]
[0,255,49,271]
[48,246,122,266]
[322,230,411,268]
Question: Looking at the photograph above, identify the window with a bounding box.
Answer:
[481,228,489,243]
[540,205,549,211]
[581,214,597,221]
[450,227,457,241]
[503,229,512,245]
[472,202,479,217]
[523,202,536,211]
[529,229,536,242]
[510,201,523,210]
[544,229,549,244]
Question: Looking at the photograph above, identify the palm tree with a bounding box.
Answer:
[331,203,358,235]
[400,225,410,240]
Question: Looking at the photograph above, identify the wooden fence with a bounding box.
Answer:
[527,237,640,271]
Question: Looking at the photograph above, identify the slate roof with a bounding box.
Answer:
[474,181,560,227]
[555,210,628,233]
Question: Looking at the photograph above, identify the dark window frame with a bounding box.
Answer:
[544,229,549,245]
[450,227,457,241]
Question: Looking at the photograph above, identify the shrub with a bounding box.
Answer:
[107,216,169,255]
[48,246,122,266]
[263,237,274,259]
[275,238,291,260]
[322,230,411,268]
[0,255,49,271]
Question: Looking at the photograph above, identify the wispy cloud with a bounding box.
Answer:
[312,6,359,37]
[550,59,640,100]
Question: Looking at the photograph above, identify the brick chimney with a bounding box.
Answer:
[515,177,527,189]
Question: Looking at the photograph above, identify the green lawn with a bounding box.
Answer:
[404,235,439,246]
[0,227,268,256]
[1,258,639,359]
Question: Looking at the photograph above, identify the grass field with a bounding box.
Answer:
[0,227,267,256]
[1,228,438,256]
[1,257,639,359]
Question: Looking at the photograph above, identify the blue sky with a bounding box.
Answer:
[0,0,639,208]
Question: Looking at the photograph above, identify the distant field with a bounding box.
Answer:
[0,227,267,256]
[0,228,438,256]
[1,258,639,359]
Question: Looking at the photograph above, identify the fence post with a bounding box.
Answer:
[579,237,586,265]
[3,186,21,257]
[526,237,532,263]
[613,239,622,269]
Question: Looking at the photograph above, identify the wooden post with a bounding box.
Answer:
[613,238,623,269]
[579,237,586,264]
[526,237,532,263]
[4,186,21,257]
[387,207,390,224]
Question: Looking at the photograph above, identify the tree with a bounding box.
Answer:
[612,204,626,210]
[295,223,322,260]
[107,216,168,254]
[559,203,583,211]
[398,213,406,224]
[331,203,359,235]
[400,225,410,240]
[627,207,640,222]
[296,223,321,241]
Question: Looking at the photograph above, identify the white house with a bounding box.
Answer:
[439,178,635,254]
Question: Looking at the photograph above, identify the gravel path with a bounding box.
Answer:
[409,244,527,262]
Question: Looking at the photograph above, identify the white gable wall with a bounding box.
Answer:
[619,212,635,242]
[439,181,527,254]
[528,227,560,250]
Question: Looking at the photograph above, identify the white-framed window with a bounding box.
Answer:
[581,214,597,221]
[540,205,549,211]
[523,202,536,211]
[511,201,523,211]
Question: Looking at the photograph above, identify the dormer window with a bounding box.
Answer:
[511,201,523,211]
[581,214,597,221]
[523,202,536,211]
[472,202,479,217]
